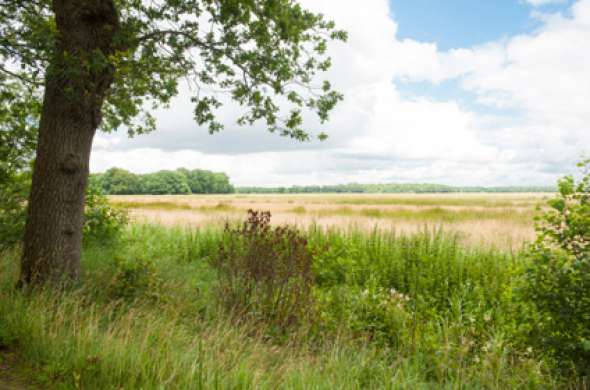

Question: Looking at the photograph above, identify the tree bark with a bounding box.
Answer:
[19,0,120,286]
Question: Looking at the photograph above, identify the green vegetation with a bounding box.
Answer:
[83,189,129,244]
[521,160,590,376]
[0,81,37,252]
[91,168,234,195]
[1,192,588,387]
[2,162,589,387]
[0,170,30,252]
[2,162,583,388]
[0,182,128,252]
[0,222,562,389]
[237,183,555,194]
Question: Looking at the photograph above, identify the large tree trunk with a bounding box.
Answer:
[19,0,120,286]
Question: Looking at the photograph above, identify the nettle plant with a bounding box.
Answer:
[523,159,590,375]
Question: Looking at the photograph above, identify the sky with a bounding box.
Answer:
[91,0,589,187]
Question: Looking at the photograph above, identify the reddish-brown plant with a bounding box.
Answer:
[212,210,314,332]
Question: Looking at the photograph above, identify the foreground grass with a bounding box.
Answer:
[0,224,572,389]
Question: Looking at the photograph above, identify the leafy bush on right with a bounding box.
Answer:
[523,159,590,375]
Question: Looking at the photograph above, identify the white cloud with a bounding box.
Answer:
[93,135,120,150]
[392,0,590,165]
[525,0,566,7]
[91,0,590,186]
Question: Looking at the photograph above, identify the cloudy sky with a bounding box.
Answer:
[91,0,590,187]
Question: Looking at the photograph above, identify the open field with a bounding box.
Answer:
[109,193,553,249]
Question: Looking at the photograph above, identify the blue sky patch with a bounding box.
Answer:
[389,0,573,50]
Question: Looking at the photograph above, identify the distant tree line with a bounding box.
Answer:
[89,170,554,195]
[90,168,234,195]
[236,183,556,194]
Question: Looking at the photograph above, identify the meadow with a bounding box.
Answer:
[110,193,551,249]
[0,224,553,389]
[1,192,586,389]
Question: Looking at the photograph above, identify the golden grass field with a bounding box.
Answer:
[109,193,554,250]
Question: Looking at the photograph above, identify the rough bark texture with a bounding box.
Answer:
[20,0,120,286]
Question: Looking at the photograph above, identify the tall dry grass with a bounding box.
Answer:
[109,193,547,249]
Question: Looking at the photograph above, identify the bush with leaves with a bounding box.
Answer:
[316,280,411,348]
[212,210,314,333]
[522,160,590,375]
[107,256,161,302]
[0,172,30,252]
[0,82,38,252]
[83,186,128,243]
[1,180,127,251]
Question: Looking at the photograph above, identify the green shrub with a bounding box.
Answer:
[1,180,127,251]
[211,210,314,333]
[316,280,411,347]
[0,172,29,251]
[83,186,128,243]
[522,160,590,375]
[108,256,161,301]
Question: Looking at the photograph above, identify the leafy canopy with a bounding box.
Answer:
[0,0,347,140]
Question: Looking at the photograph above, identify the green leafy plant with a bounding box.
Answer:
[83,186,128,243]
[522,159,590,375]
[212,210,314,333]
[108,256,161,301]
[316,280,411,347]
[0,172,30,252]
[1,180,128,251]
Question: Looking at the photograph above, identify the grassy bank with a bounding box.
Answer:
[0,223,574,388]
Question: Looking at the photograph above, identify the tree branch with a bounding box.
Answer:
[0,66,42,86]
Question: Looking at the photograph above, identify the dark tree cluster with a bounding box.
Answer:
[91,168,234,195]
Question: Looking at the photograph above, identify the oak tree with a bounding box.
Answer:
[0,0,345,285]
